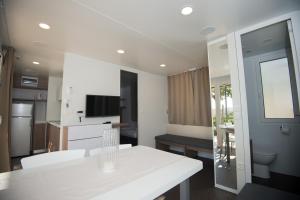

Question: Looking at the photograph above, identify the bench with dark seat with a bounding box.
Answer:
[155,134,213,158]
[237,183,300,200]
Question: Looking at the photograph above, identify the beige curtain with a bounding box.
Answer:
[0,47,15,172]
[192,67,211,126]
[168,72,194,125]
[168,67,211,127]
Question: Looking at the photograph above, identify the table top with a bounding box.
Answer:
[219,124,235,132]
[0,146,202,200]
[155,134,213,149]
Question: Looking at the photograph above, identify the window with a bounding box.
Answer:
[220,84,234,124]
[260,58,294,118]
[211,87,216,133]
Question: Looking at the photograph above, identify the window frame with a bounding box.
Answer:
[259,57,295,119]
[256,54,300,123]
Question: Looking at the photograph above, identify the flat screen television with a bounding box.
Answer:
[85,95,120,117]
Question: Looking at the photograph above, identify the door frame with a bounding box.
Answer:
[232,11,300,189]
[120,70,138,146]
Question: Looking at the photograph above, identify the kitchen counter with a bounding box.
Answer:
[35,121,47,124]
[53,121,119,127]
[48,121,126,130]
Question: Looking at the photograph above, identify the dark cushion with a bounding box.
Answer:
[155,134,213,149]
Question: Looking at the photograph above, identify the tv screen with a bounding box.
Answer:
[86,95,120,117]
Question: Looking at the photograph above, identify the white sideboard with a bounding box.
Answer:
[62,124,112,151]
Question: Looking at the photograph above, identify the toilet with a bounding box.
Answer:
[253,150,277,179]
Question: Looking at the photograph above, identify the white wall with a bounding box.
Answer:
[167,124,212,140]
[244,48,300,177]
[61,53,168,148]
[137,70,168,147]
[46,76,62,121]
[61,53,120,125]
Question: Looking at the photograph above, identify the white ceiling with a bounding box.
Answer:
[208,39,230,78]
[3,0,300,76]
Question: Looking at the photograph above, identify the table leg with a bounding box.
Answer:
[226,131,230,164]
[180,178,190,200]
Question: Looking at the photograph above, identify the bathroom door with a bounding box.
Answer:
[120,70,138,146]
[241,20,300,192]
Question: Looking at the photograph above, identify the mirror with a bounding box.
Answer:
[208,38,237,190]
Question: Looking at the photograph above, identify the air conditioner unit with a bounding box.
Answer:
[21,76,39,88]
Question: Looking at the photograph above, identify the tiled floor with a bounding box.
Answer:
[214,142,237,190]
[215,157,237,189]
[253,172,300,195]
[164,157,236,200]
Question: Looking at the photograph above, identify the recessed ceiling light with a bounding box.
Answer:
[33,61,40,65]
[39,23,50,30]
[117,49,125,54]
[160,64,166,68]
[181,6,193,16]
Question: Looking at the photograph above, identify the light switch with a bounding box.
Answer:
[0,115,2,125]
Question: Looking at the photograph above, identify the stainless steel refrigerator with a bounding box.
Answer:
[11,102,33,157]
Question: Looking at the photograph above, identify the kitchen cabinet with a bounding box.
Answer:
[47,123,60,152]
[62,124,112,151]
[33,123,46,151]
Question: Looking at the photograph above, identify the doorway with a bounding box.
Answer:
[241,21,300,194]
[120,70,138,146]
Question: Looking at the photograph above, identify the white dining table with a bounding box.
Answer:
[0,146,202,200]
